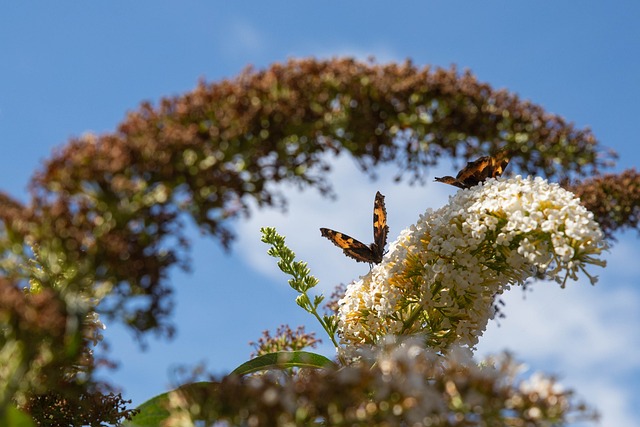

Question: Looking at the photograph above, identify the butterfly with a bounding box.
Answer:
[434,150,510,189]
[320,191,389,265]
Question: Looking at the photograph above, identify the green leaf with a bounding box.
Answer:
[122,393,171,427]
[0,406,36,427]
[123,382,217,427]
[231,351,338,375]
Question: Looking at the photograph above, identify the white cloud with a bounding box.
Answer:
[572,378,636,427]
[602,237,640,279]
[218,19,267,58]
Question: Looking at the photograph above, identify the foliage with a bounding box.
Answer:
[19,58,620,340]
[129,341,597,427]
[0,57,637,425]
[261,227,341,354]
[231,351,337,375]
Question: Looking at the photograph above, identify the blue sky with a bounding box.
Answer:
[2,2,639,425]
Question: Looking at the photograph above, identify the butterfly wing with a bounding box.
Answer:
[371,191,388,262]
[437,150,511,189]
[488,150,510,178]
[456,155,492,188]
[320,228,377,264]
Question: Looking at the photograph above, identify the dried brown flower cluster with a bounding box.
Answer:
[0,277,138,425]
[164,343,596,427]
[22,389,137,427]
[0,196,136,424]
[0,277,68,403]
[569,169,640,238]
[249,325,320,358]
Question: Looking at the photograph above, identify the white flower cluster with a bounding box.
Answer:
[338,176,607,351]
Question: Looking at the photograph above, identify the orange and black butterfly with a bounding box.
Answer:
[435,150,510,189]
[320,191,389,265]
